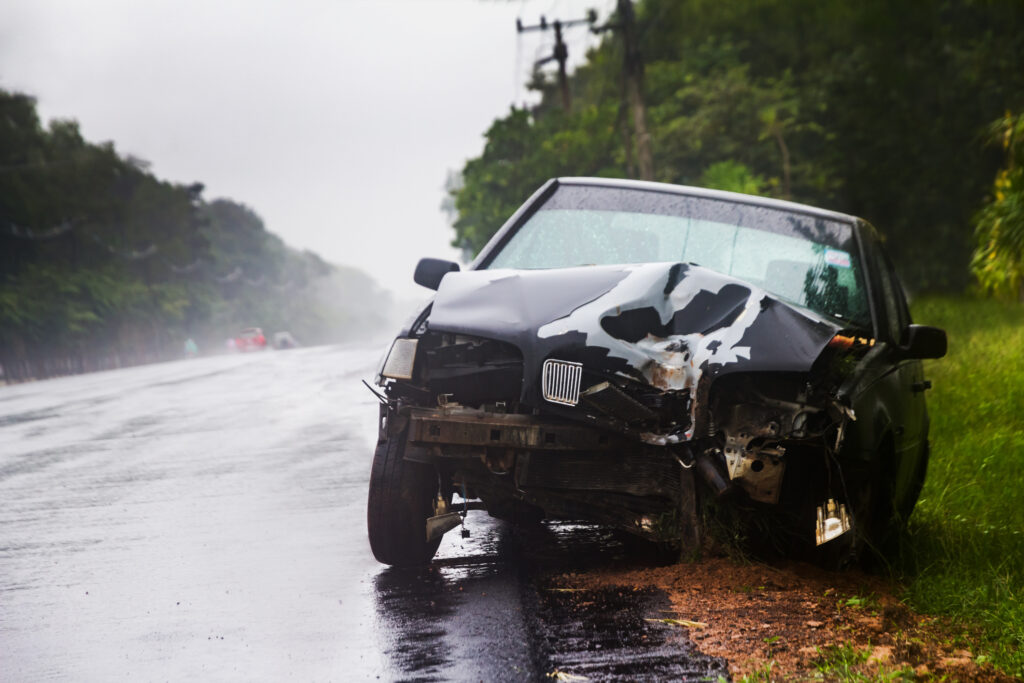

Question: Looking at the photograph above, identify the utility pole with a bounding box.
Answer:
[516,12,596,114]
[594,0,654,180]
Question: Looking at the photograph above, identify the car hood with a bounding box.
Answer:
[427,262,843,405]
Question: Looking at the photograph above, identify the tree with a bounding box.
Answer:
[0,88,391,380]
[450,0,1024,294]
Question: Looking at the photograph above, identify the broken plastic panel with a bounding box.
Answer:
[815,498,852,546]
[425,512,462,542]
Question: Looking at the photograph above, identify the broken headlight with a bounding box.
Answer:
[381,338,418,380]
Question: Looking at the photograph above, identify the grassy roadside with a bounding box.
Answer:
[554,296,1023,680]
[900,297,1024,676]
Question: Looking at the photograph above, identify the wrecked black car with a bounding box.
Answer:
[367,177,946,566]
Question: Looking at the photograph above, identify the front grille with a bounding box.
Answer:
[542,359,583,406]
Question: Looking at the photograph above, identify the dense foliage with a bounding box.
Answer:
[0,90,391,380]
[972,111,1024,300]
[452,0,1024,293]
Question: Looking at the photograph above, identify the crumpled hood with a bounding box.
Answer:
[427,262,843,405]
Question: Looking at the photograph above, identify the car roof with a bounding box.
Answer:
[557,177,861,226]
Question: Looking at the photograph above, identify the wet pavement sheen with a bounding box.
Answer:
[0,346,726,681]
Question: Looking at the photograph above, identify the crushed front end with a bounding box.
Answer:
[373,262,873,552]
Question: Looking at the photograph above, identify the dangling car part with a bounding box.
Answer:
[365,177,946,567]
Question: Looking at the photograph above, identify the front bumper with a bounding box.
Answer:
[407,405,613,452]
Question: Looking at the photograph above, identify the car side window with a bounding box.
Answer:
[876,247,910,344]
[886,253,913,341]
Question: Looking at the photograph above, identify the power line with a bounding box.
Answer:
[516,11,596,113]
[87,232,157,261]
[2,218,160,261]
[0,159,79,174]
[165,257,203,274]
[1,217,297,288]
[0,219,75,240]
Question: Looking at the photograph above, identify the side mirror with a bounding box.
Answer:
[901,324,947,360]
[414,258,460,290]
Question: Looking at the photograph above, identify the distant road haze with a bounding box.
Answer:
[0,345,390,678]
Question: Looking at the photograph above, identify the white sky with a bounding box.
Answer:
[0,0,616,300]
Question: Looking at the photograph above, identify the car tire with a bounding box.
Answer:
[898,441,929,524]
[844,451,899,569]
[367,422,442,566]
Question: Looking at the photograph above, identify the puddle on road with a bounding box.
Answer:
[372,513,730,681]
[374,567,460,679]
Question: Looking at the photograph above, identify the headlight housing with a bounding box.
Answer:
[380,338,418,380]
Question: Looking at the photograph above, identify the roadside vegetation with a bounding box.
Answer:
[0,90,392,381]
[451,0,1024,296]
[901,297,1024,676]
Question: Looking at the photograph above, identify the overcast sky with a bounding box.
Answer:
[0,0,616,301]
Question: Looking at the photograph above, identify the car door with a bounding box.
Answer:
[845,232,916,468]
[875,247,929,504]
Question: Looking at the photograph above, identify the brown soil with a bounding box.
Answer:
[554,557,1015,681]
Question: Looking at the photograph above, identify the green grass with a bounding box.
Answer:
[899,296,1024,676]
[727,660,776,683]
[811,644,916,682]
[812,643,870,680]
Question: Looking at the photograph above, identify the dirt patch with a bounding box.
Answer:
[524,583,729,681]
[553,557,1014,681]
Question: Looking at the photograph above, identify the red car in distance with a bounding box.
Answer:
[234,327,267,352]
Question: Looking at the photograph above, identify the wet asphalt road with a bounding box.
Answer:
[0,345,726,681]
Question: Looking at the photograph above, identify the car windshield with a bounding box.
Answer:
[485,185,870,328]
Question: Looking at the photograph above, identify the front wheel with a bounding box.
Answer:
[366,420,442,566]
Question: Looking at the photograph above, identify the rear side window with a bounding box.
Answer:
[876,248,911,343]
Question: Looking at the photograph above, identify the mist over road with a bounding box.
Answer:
[0,346,721,680]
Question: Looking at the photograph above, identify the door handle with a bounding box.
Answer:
[911,380,932,393]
